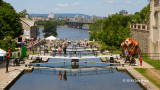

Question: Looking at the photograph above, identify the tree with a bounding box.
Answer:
[132,4,150,24]
[0,36,17,51]
[0,0,23,39]
[43,21,57,38]
[89,14,131,49]
[0,0,23,51]
[19,9,28,18]
[89,4,150,49]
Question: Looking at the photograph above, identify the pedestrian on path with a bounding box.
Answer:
[63,45,67,55]
[139,55,143,66]
[58,46,62,56]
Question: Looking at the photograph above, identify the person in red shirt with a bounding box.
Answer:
[139,55,143,66]
[7,54,10,61]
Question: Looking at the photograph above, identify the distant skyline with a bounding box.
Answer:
[3,0,149,17]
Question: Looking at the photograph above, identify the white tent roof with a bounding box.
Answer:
[0,48,6,56]
[45,36,56,40]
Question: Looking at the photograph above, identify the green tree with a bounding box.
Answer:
[132,4,150,24]
[19,9,28,18]
[89,14,131,49]
[0,0,23,51]
[43,21,57,38]
[89,4,150,49]
[0,36,17,51]
[0,0,23,39]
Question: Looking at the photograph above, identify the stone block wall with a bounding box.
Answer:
[130,24,149,53]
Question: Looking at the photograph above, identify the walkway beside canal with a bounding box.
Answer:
[117,59,159,90]
[0,60,33,90]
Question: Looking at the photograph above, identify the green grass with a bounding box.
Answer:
[26,51,38,55]
[135,68,160,89]
[91,41,122,54]
[142,54,160,70]
[112,50,122,54]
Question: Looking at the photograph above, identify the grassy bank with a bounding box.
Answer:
[90,41,122,54]
[135,54,160,89]
[135,68,160,88]
[142,54,160,70]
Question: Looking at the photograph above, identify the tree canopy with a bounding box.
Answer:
[89,4,150,49]
[131,4,150,24]
[0,0,23,51]
[43,21,57,38]
[0,0,23,39]
[19,9,28,18]
[89,14,131,49]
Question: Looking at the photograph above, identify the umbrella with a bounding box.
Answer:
[0,48,6,56]
[45,36,56,41]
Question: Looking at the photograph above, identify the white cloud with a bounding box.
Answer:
[72,2,80,6]
[57,3,69,7]
[107,0,117,4]
[54,8,59,11]
[125,0,131,4]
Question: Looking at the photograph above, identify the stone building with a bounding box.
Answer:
[130,0,160,59]
[18,15,37,42]
[148,0,160,59]
[48,12,54,19]
[130,24,149,53]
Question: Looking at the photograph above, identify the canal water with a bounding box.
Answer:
[38,27,89,40]
[10,27,143,90]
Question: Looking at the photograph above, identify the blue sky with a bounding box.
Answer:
[3,0,149,17]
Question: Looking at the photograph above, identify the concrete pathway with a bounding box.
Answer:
[0,60,33,90]
[117,59,159,90]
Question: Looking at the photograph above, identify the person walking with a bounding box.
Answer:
[63,45,67,55]
[58,46,62,56]
[139,55,143,66]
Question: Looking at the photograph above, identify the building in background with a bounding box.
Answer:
[17,15,37,42]
[119,10,128,14]
[48,12,54,19]
[32,17,47,21]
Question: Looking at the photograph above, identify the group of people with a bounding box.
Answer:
[125,48,142,66]
[58,45,67,56]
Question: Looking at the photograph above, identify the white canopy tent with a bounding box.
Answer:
[0,48,6,56]
[45,36,56,41]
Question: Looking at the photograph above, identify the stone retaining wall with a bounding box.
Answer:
[130,24,149,53]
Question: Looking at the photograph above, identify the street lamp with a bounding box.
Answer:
[44,45,45,55]
[32,43,34,55]
[4,38,9,73]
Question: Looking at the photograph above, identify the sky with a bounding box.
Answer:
[3,0,149,17]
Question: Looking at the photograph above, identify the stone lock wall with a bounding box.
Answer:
[130,24,149,53]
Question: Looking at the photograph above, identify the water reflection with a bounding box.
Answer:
[63,71,67,81]
[58,71,62,80]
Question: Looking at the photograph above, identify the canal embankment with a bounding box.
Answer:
[92,41,159,90]
[0,61,33,90]
[116,59,159,90]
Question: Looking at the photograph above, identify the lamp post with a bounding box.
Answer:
[44,45,45,55]
[32,44,34,55]
[4,38,9,73]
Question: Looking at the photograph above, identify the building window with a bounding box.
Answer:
[154,11,158,27]
[24,30,30,35]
